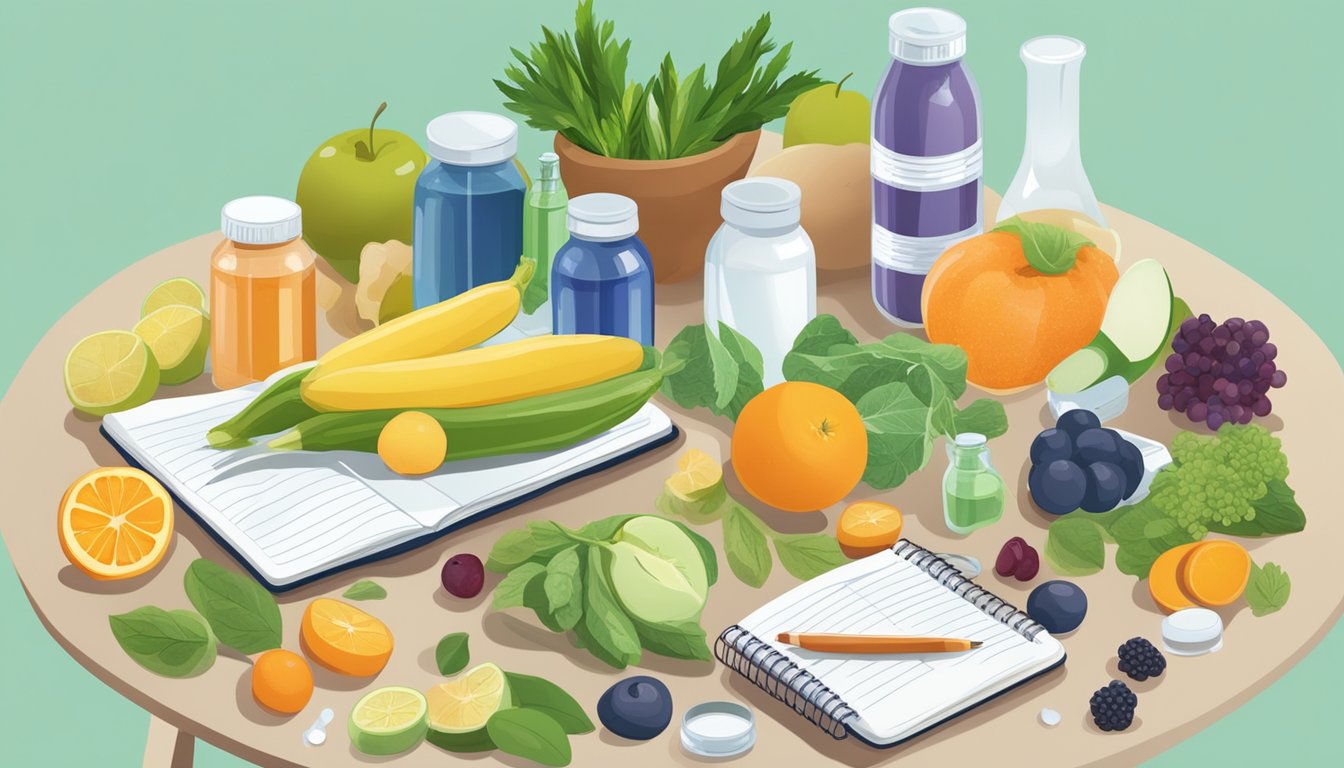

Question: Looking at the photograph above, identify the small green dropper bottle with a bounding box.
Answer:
[520,152,568,327]
[943,433,1005,535]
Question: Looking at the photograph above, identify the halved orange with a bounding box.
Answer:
[58,467,173,580]
[1147,542,1201,614]
[300,598,394,677]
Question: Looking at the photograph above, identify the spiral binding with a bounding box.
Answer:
[713,539,1047,741]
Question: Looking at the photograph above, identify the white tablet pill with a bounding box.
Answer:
[1162,607,1223,656]
[1040,707,1061,726]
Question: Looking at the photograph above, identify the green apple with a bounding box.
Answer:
[783,73,871,148]
[296,102,427,283]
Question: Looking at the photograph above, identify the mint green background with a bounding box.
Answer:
[1,0,1337,764]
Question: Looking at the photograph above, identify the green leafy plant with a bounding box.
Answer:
[343,579,387,601]
[496,1,824,160]
[659,315,1009,490]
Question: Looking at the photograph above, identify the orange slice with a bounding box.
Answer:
[666,448,723,502]
[1179,540,1251,607]
[58,467,173,580]
[1147,542,1201,613]
[300,598,393,676]
[837,501,903,554]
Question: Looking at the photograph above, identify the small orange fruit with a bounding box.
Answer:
[837,501,903,554]
[730,382,868,512]
[251,649,314,715]
[300,598,394,677]
[377,411,447,475]
[58,467,174,580]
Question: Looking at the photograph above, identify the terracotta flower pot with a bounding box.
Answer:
[553,130,762,283]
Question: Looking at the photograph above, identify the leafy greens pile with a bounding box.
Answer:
[660,316,1009,489]
[1045,424,1303,613]
[495,1,824,160]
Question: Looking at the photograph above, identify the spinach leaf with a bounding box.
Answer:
[492,562,546,610]
[487,708,572,767]
[577,514,641,541]
[948,398,1009,439]
[543,546,584,631]
[993,217,1093,275]
[1245,561,1291,616]
[342,579,387,601]
[505,672,596,734]
[1213,479,1306,536]
[1044,515,1107,576]
[182,559,282,654]
[435,632,470,675]
[773,534,850,580]
[715,322,766,419]
[525,574,566,633]
[723,503,771,587]
[659,323,765,420]
[109,607,217,678]
[485,523,571,572]
[857,383,933,489]
[1110,501,1198,578]
[579,546,641,668]
[629,616,713,661]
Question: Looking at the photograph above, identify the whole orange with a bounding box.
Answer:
[251,649,314,715]
[731,382,868,512]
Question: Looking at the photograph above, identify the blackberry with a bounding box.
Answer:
[1117,637,1167,681]
[1090,680,1138,732]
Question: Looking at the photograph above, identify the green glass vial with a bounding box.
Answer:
[520,151,569,327]
[943,433,1005,535]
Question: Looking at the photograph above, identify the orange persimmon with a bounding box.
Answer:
[1178,540,1251,607]
[1147,542,1201,614]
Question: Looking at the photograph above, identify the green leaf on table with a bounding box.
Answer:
[948,398,1009,439]
[715,322,766,420]
[1246,561,1291,616]
[659,323,765,420]
[578,546,641,668]
[1109,501,1198,578]
[577,514,641,542]
[1213,479,1306,536]
[630,615,713,661]
[486,708,572,767]
[993,217,1093,275]
[1044,514,1107,576]
[856,382,933,490]
[182,558,282,654]
[505,672,596,734]
[723,503,772,587]
[435,632,471,675]
[773,534,850,581]
[525,574,566,633]
[109,606,217,678]
[342,579,387,601]
[486,523,571,572]
[492,562,546,610]
[543,545,584,631]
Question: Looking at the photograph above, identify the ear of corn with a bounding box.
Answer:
[300,334,645,412]
[311,258,533,378]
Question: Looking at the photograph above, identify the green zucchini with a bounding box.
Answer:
[266,365,663,460]
[207,368,319,448]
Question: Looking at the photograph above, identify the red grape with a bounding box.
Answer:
[1154,313,1286,430]
[441,553,484,598]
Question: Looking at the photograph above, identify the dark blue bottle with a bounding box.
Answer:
[551,193,654,345]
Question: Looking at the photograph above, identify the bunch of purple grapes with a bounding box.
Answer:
[1156,314,1287,430]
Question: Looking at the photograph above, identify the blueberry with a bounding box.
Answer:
[1080,461,1126,513]
[1030,428,1073,465]
[1055,409,1101,439]
[1027,580,1088,634]
[597,675,672,740]
[1116,439,1144,499]
[1073,428,1123,466]
[1028,459,1087,515]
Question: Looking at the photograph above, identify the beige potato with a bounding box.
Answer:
[749,142,870,271]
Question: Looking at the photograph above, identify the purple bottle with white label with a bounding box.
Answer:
[871,8,982,327]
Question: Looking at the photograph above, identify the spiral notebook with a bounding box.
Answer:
[715,540,1066,747]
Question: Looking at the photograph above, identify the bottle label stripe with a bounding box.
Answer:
[871,140,983,192]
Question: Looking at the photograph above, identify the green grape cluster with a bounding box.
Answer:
[1150,425,1288,537]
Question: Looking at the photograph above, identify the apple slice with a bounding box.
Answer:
[1047,259,1181,394]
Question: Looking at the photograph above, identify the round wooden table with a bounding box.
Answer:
[3,139,1342,768]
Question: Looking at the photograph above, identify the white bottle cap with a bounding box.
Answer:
[220,196,302,245]
[567,193,639,242]
[1021,35,1086,65]
[721,178,801,233]
[425,112,518,166]
[889,8,967,65]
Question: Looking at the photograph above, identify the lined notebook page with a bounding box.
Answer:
[737,549,1063,744]
[102,369,673,587]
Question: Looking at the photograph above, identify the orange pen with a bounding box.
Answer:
[776,633,983,654]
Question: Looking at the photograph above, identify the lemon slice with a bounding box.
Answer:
[133,305,210,385]
[426,663,511,735]
[348,686,428,756]
[64,330,161,416]
[666,448,723,502]
[141,277,205,317]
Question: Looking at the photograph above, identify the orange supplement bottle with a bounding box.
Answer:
[211,196,316,389]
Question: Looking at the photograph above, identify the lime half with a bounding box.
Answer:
[141,277,205,317]
[64,330,160,416]
[426,663,511,736]
[349,686,428,756]
[133,305,209,385]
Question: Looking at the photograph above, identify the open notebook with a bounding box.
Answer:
[101,371,674,592]
[716,539,1065,747]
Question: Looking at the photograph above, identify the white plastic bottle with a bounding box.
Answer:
[705,178,816,387]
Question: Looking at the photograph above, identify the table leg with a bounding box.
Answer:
[144,714,194,768]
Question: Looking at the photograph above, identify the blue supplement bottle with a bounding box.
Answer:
[413,112,525,308]
[551,193,654,345]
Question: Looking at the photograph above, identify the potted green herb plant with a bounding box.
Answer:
[496,1,824,283]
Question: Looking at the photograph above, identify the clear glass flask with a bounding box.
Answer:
[997,36,1106,227]
[943,433,1005,535]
